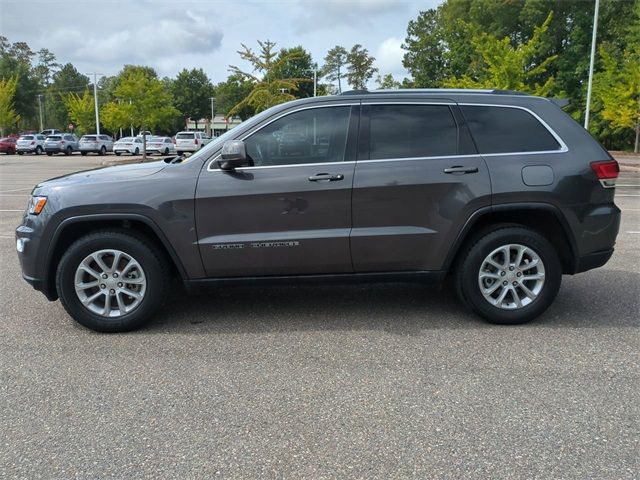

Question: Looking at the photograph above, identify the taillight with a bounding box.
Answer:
[60,140,65,144]
[195,138,199,145]
[30,141,35,145]
[591,160,619,188]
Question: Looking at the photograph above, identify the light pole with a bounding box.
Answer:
[584,0,599,130]
[87,73,103,134]
[37,94,44,131]
[313,63,317,97]
[209,97,215,136]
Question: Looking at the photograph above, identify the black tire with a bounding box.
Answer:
[81,151,88,156]
[454,225,561,325]
[17,151,23,155]
[65,146,72,156]
[164,147,169,155]
[133,147,139,156]
[35,146,43,155]
[100,146,106,156]
[56,230,170,332]
[46,152,53,156]
[115,152,121,156]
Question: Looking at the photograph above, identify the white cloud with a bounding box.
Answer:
[375,37,406,78]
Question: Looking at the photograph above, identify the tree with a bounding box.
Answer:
[594,46,640,152]
[46,63,90,130]
[346,44,378,90]
[228,40,308,115]
[402,10,447,88]
[0,76,20,135]
[0,40,40,128]
[272,46,315,98]
[375,73,401,89]
[101,68,179,159]
[33,48,60,87]
[444,13,557,96]
[62,88,95,135]
[214,74,255,120]
[322,46,348,93]
[171,68,213,130]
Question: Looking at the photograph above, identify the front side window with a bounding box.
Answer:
[244,106,351,167]
[461,105,561,154]
[368,104,458,160]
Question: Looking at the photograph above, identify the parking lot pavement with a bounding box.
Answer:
[1,155,638,479]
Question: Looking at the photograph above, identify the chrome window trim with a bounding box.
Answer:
[458,103,569,155]
[206,103,359,172]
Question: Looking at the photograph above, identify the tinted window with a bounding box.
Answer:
[461,106,561,154]
[22,135,34,140]
[176,133,195,139]
[368,104,458,160]
[82,136,97,141]
[244,106,351,167]
[48,136,61,140]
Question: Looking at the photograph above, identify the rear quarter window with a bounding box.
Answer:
[461,105,561,154]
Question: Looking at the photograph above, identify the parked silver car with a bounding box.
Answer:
[16,134,47,155]
[146,136,176,155]
[44,134,80,156]
[79,134,114,156]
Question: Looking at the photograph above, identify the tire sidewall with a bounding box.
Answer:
[459,228,561,324]
[56,233,167,332]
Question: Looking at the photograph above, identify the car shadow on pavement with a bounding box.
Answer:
[142,269,640,335]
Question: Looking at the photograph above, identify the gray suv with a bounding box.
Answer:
[16,89,621,332]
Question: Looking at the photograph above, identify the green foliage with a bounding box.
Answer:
[346,44,378,90]
[101,68,179,158]
[0,38,40,128]
[0,76,20,135]
[214,74,255,120]
[171,68,214,129]
[272,46,315,98]
[444,13,557,95]
[322,46,349,93]
[62,88,95,135]
[45,63,90,130]
[376,73,401,89]
[594,45,640,152]
[228,40,308,115]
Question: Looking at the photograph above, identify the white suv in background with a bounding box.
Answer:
[79,134,114,156]
[175,131,211,154]
[16,134,47,155]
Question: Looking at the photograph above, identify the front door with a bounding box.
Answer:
[195,105,358,277]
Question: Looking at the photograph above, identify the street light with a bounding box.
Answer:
[209,97,216,136]
[87,72,104,134]
[584,0,600,130]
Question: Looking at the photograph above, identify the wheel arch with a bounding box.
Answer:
[43,214,188,300]
[444,203,579,275]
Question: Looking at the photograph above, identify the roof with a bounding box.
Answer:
[339,88,530,96]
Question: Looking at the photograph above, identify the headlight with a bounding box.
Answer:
[28,196,47,215]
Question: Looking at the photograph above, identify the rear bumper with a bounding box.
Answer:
[576,249,614,273]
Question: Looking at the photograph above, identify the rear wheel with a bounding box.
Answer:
[46,152,53,156]
[115,152,121,156]
[133,147,139,155]
[65,146,72,156]
[164,147,169,155]
[81,151,87,156]
[56,230,170,332]
[100,146,106,156]
[18,151,23,155]
[454,226,561,325]
[35,146,43,155]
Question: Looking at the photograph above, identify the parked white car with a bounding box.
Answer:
[113,136,144,156]
[79,134,114,156]
[175,131,211,154]
[146,136,176,155]
[16,134,47,155]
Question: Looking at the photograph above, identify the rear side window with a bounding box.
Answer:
[461,106,561,154]
[368,104,458,159]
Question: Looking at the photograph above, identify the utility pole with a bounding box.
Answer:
[313,64,317,97]
[584,0,599,130]
[37,94,44,131]
[210,97,215,137]
[129,99,134,137]
[87,73,103,134]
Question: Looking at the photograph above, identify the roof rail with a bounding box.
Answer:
[339,88,530,96]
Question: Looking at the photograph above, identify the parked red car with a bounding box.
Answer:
[0,137,17,154]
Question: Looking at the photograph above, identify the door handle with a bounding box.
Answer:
[443,166,479,174]
[308,173,344,182]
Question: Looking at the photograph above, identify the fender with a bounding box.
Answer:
[42,213,189,297]
[442,202,579,273]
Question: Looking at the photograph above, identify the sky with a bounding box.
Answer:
[1,0,442,87]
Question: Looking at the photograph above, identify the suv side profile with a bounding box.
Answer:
[44,134,80,155]
[16,89,620,332]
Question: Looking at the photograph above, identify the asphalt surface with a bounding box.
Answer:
[1,153,638,479]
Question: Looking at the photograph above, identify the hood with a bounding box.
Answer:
[35,161,166,190]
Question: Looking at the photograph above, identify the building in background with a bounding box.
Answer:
[185,115,243,137]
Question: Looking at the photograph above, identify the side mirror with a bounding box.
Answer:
[218,140,250,170]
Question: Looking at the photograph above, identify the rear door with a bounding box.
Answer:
[351,101,491,272]
[195,104,359,277]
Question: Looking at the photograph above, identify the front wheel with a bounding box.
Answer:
[46,152,53,156]
[115,152,121,156]
[100,146,106,156]
[133,147,139,156]
[81,151,88,156]
[18,151,23,155]
[35,146,43,155]
[56,230,170,332]
[454,226,561,325]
